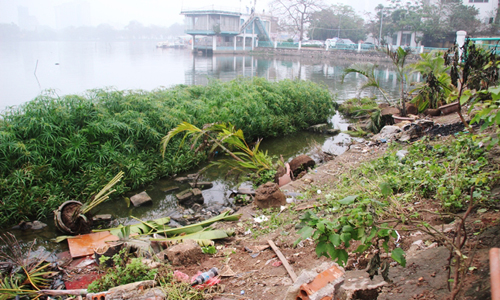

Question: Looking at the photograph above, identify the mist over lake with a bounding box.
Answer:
[0,40,404,112]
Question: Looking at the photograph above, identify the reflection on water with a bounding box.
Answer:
[185,52,405,103]
[3,41,412,247]
[1,40,412,110]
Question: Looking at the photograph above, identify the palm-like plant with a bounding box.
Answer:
[409,52,453,111]
[161,122,274,178]
[381,46,412,116]
[0,233,57,299]
[341,63,393,105]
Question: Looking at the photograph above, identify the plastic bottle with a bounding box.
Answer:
[191,267,219,286]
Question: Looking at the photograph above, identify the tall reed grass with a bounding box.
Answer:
[0,77,336,227]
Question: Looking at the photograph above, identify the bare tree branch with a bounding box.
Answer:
[270,0,326,41]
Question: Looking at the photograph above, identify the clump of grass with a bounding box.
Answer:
[87,248,157,293]
[0,78,336,228]
[338,97,379,118]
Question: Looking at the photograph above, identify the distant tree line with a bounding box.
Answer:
[0,21,185,41]
[271,0,498,46]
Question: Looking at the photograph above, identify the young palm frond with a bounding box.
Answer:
[79,171,125,215]
[380,46,412,116]
[161,122,273,178]
[341,63,392,105]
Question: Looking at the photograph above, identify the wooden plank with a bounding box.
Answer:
[268,240,297,282]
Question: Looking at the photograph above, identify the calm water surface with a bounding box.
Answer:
[0,40,403,110]
[3,41,407,249]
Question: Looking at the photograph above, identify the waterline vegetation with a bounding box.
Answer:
[0,77,335,228]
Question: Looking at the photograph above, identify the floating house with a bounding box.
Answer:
[181,5,277,53]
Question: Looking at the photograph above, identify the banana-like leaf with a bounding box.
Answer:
[151,229,229,243]
[52,235,77,243]
[155,225,204,236]
[94,216,171,236]
[153,212,241,236]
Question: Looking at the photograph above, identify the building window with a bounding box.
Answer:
[401,33,412,46]
[469,0,488,2]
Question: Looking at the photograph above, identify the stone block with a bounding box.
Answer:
[174,177,189,183]
[308,123,328,133]
[130,191,152,207]
[176,188,204,206]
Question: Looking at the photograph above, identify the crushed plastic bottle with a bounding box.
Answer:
[191,267,219,286]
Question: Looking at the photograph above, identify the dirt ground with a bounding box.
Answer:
[173,112,499,300]
[57,111,498,300]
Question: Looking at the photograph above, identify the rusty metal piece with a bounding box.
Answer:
[296,264,344,300]
[490,248,500,300]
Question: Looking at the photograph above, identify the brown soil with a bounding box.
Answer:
[179,116,498,299]
[60,113,498,300]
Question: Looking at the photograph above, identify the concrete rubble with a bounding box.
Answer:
[130,191,153,207]
[338,270,387,300]
[176,188,204,206]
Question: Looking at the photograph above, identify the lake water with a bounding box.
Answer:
[0,40,404,111]
[3,40,408,247]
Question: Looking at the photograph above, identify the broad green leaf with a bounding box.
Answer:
[297,226,314,239]
[315,241,328,258]
[329,233,341,246]
[380,182,392,196]
[460,94,470,105]
[317,221,325,233]
[342,225,354,233]
[378,228,390,237]
[355,243,371,253]
[338,195,358,205]
[337,249,349,266]
[382,240,389,253]
[326,243,338,260]
[391,248,406,267]
[340,232,351,247]
[293,237,303,247]
[367,227,377,241]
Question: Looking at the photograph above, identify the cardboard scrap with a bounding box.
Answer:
[67,231,119,258]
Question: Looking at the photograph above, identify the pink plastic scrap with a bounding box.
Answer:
[191,271,221,289]
[272,261,283,267]
[173,270,190,283]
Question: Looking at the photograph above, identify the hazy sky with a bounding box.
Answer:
[0,0,386,29]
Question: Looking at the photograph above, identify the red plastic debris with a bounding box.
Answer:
[64,272,103,289]
[173,270,220,289]
[272,261,283,267]
[190,271,220,289]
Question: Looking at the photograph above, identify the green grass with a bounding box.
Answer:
[0,77,336,228]
[338,97,379,118]
[319,133,497,213]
